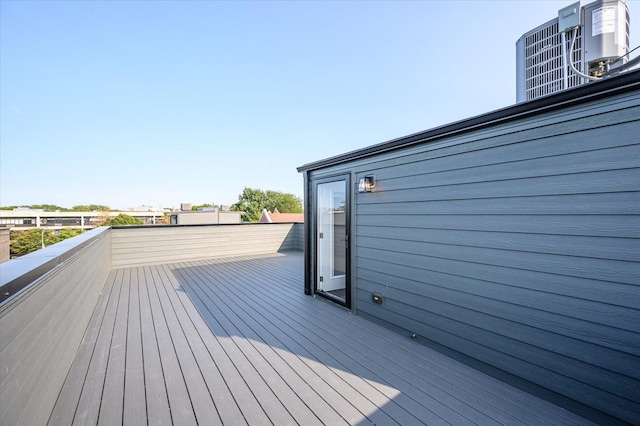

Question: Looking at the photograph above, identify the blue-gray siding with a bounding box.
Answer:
[306,89,640,423]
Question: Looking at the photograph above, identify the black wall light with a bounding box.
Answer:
[358,175,375,193]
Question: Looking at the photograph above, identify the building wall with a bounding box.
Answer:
[305,88,640,423]
[0,210,166,228]
[172,210,242,225]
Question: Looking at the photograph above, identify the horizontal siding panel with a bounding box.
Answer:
[355,298,640,424]
[357,269,640,363]
[357,257,640,334]
[359,169,639,204]
[356,192,640,215]
[356,247,639,310]
[357,227,639,261]
[378,144,639,191]
[355,278,640,400]
[367,122,639,181]
[357,214,639,238]
[357,238,639,285]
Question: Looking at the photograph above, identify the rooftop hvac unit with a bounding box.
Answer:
[516,0,630,102]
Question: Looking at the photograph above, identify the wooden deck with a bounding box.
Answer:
[47,252,594,425]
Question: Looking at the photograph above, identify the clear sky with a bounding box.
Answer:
[2,0,639,210]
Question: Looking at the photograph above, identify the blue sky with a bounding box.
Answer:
[2,0,639,210]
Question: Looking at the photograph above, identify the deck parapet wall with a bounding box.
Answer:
[0,227,112,426]
[111,223,302,268]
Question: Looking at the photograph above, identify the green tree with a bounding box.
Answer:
[71,204,110,211]
[51,228,84,243]
[191,203,213,211]
[10,229,52,257]
[9,228,84,257]
[101,214,143,226]
[231,188,302,222]
[29,204,70,212]
[264,190,303,214]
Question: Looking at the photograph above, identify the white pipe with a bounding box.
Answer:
[568,27,601,82]
[561,31,568,89]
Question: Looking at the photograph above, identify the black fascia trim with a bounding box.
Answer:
[297,69,640,173]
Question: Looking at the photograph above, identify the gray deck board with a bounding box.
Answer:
[145,264,197,425]
[174,263,345,426]
[160,261,268,425]
[185,258,422,425]
[200,257,493,424]
[138,266,172,425]
[234,261,522,423]
[152,264,221,425]
[171,263,299,425]
[72,270,123,426]
[98,267,129,425]
[49,252,596,426]
[123,267,146,425]
[155,263,246,425]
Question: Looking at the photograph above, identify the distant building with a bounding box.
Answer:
[169,205,242,225]
[259,208,304,223]
[0,208,166,229]
[121,205,157,212]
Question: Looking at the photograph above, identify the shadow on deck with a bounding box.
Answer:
[48,252,594,425]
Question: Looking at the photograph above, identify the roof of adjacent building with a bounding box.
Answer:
[259,208,304,223]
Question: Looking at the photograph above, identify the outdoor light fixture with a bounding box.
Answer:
[358,175,375,193]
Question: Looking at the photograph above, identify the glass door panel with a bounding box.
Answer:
[317,179,347,302]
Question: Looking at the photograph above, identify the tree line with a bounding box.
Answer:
[0,204,111,212]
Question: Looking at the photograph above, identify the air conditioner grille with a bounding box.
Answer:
[521,21,584,101]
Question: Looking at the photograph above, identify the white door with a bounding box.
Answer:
[317,179,347,299]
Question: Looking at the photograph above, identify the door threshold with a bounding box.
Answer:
[316,290,348,308]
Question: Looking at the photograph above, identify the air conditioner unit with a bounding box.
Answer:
[516,0,630,102]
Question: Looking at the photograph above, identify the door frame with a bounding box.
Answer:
[312,174,351,308]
